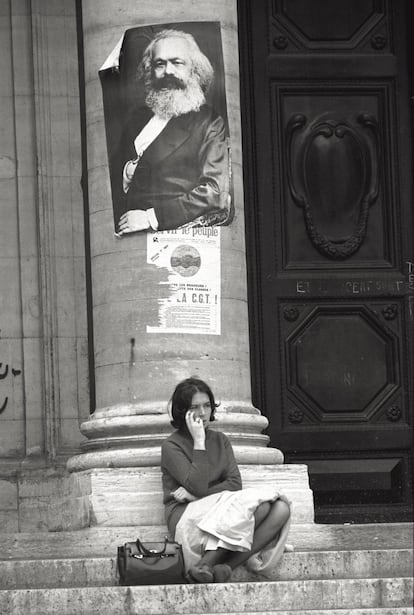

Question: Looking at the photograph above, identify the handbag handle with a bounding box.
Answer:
[135,538,169,557]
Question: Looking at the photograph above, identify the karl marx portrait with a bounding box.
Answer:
[100,23,233,235]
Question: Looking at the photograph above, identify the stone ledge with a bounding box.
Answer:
[75,464,314,526]
[0,462,313,532]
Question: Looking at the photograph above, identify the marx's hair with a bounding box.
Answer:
[169,377,217,430]
[138,29,214,93]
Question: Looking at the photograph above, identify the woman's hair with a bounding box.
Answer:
[138,29,214,94]
[169,377,217,430]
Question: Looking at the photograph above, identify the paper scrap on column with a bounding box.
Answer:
[147,228,221,335]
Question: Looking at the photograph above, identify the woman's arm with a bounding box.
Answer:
[206,434,242,495]
[161,440,210,498]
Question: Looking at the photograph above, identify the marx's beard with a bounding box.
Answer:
[145,74,206,119]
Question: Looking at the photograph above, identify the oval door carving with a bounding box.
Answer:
[287,113,380,259]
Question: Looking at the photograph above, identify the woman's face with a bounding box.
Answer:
[188,391,212,428]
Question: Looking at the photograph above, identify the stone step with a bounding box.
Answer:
[0,578,412,615]
[102,612,414,615]
[181,611,414,615]
[0,548,412,589]
[0,523,411,560]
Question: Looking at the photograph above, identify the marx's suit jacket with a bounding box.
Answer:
[110,104,230,231]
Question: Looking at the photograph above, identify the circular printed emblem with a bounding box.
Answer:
[170,245,201,277]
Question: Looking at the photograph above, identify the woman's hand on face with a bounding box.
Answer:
[185,410,206,446]
[171,487,197,503]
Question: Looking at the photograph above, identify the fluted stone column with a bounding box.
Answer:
[67,0,282,472]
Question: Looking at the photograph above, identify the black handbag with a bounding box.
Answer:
[117,537,186,585]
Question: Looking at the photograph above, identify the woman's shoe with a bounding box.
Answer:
[187,564,214,583]
[212,563,232,583]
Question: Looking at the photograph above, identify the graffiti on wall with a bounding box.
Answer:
[0,359,22,415]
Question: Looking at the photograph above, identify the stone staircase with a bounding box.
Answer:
[0,522,412,614]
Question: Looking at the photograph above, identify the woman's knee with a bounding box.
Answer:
[271,499,290,524]
[254,501,271,526]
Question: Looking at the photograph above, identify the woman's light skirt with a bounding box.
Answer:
[174,486,292,577]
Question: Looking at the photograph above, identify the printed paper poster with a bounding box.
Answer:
[147,227,220,334]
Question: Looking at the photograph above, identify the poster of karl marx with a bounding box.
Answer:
[100,22,233,235]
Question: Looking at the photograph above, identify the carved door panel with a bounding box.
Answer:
[239,0,413,521]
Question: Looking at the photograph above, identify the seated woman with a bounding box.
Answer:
[161,377,291,583]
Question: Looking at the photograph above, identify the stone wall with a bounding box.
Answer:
[0,468,90,532]
[0,0,89,524]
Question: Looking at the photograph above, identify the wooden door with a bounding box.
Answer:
[238,0,413,522]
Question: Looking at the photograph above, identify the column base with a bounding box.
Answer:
[67,402,284,472]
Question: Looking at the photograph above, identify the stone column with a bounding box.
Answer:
[67,0,281,472]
